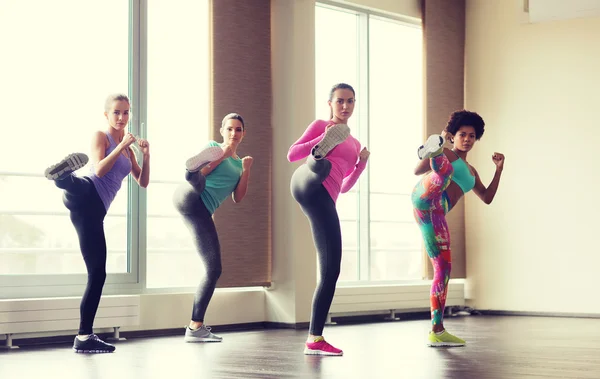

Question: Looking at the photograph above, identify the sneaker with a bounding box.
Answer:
[72,334,116,353]
[44,153,89,180]
[417,135,444,160]
[304,336,343,356]
[185,146,225,172]
[184,325,223,342]
[427,330,466,347]
[311,124,351,160]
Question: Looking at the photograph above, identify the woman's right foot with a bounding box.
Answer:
[311,124,351,160]
[304,336,343,356]
[427,330,466,347]
[185,146,225,172]
[184,325,223,342]
[417,134,444,160]
[72,334,116,353]
[44,153,88,180]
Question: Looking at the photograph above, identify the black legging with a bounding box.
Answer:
[55,175,107,336]
[173,171,222,322]
[291,157,341,336]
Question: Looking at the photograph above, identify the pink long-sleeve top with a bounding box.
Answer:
[287,119,367,203]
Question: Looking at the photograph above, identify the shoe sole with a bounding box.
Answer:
[427,342,466,347]
[185,146,225,172]
[417,135,444,160]
[184,336,223,343]
[73,348,115,353]
[303,348,343,356]
[45,153,89,180]
[312,124,351,160]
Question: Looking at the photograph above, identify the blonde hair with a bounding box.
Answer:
[104,93,130,112]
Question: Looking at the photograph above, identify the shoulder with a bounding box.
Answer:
[92,131,108,146]
[207,140,220,147]
[469,164,479,177]
[309,119,329,129]
[443,148,459,162]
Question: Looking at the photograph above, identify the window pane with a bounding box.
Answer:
[368,17,423,281]
[145,0,210,288]
[316,5,361,282]
[369,222,422,281]
[368,17,422,194]
[315,5,360,125]
[0,0,129,275]
[340,221,358,281]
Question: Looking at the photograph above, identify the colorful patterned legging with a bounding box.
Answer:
[411,152,454,327]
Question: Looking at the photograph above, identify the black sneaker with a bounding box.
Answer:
[44,153,89,180]
[73,334,116,353]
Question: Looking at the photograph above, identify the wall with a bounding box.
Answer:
[465,0,600,313]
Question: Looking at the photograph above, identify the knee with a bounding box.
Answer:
[88,269,107,286]
[320,264,341,283]
[205,266,222,283]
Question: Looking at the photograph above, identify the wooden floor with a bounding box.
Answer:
[1,315,599,379]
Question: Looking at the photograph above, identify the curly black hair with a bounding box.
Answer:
[445,110,485,140]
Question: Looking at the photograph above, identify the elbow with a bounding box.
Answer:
[94,169,105,178]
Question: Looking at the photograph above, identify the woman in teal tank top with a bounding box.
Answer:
[411,110,505,347]
[173,113,253,343]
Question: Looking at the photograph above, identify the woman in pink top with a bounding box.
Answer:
[288,83,370,356]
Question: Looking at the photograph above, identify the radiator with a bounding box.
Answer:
[329,281,465,317]
[0,295,140,349]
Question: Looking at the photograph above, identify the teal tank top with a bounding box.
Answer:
[200,141,243,214]
[450,153,475,193]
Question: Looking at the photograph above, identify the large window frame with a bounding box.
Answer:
[0,0,212,298]
[316,1,424,285]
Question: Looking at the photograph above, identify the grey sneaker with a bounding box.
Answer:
[311,124,351,160]
[184,325,223,342]
[417,134,444,160]
[44,153,89,180]
[185,146,225,172]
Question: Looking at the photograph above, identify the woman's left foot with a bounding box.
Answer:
[185,146,225,172]
[44,153,89,180]
[417,135,444,160]
[427,330,466,347]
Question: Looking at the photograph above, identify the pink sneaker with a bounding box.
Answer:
[304,336,343,356]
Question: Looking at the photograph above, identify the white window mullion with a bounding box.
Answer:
[357,12,370,281]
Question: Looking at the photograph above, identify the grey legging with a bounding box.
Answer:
[291,157,341,336]
[173,171,222,322]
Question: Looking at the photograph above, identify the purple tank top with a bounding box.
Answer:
[88,132,133,211]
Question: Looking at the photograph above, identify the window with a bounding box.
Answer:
[0,0,130,286]
[145,0,210,288]
[315,3,424,282]
[0,0,211,297]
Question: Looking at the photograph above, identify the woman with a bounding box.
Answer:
[44,93,150,353]
[173,113,253,343]
[288,83,370,356]
[412,109,505,347]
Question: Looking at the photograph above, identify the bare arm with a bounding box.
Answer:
[471,153,505,204]
[232,156,253,203]
[129,141,150,188]
[91,131,135,178]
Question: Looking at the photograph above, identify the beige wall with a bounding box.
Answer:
[465,0,600,313]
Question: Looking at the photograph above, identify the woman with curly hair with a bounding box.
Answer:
[412,109,505,347]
